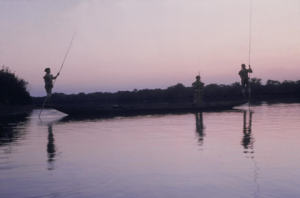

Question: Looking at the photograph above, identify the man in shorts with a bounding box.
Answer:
[44,68,59,104]
[238,64,252,98]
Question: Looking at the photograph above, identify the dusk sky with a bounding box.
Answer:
[0,0,299,96]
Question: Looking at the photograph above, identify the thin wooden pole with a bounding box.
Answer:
[248,0,252,109]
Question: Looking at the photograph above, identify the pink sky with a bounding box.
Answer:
[0,0,299,96]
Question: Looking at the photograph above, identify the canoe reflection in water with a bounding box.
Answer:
[195,112,205,146]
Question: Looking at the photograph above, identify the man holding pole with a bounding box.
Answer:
[44,68,59,104]
[238,64,252,99]
[39,32,75,118]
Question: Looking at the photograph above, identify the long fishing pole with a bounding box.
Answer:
[39,32,76,118]
[248,0,252,109]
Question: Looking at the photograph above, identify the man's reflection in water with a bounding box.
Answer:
[195,112,205,146]
[241,110,260,198]
[242,111,254,153]
[47,123,56,170]
[38,119,58,170]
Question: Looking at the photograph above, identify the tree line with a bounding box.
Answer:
[32,78,300,105]
[0,66,299,106]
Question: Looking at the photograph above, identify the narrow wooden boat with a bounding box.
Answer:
[51,100,248,116]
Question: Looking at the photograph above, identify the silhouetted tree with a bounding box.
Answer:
[0,66,31,106]
[266,80,281,86]
[250,78,262,85]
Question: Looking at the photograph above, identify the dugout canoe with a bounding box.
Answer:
[50,100,248,116]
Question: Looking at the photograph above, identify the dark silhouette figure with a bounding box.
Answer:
[238,64,253,99]
[192,76,205,104]
[195,112,205,146]
[44,68,59,104]
[46,123,56,170]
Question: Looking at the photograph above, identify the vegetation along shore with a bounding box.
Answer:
[1,66,299,117]
[32,78,300,106]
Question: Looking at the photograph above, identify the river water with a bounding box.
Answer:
[1,102,300,198]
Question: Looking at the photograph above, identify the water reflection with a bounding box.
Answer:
[2,105,300,197]
[38,116,65,170]
[47,123,56,170]
[241,110,260,198]
[0,115,28,147]
[195,112,205,146]
[242,111,254,153]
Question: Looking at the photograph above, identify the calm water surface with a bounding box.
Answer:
[1,103,300,198]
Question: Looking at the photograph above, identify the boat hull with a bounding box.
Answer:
[51,101,248,116]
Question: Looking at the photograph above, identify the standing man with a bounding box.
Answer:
[192,75,205,104]
[238,64,253,99]
[44,68,59,104]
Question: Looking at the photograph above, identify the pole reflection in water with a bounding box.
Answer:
[195,112,205,147]
[241,110,260,198]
